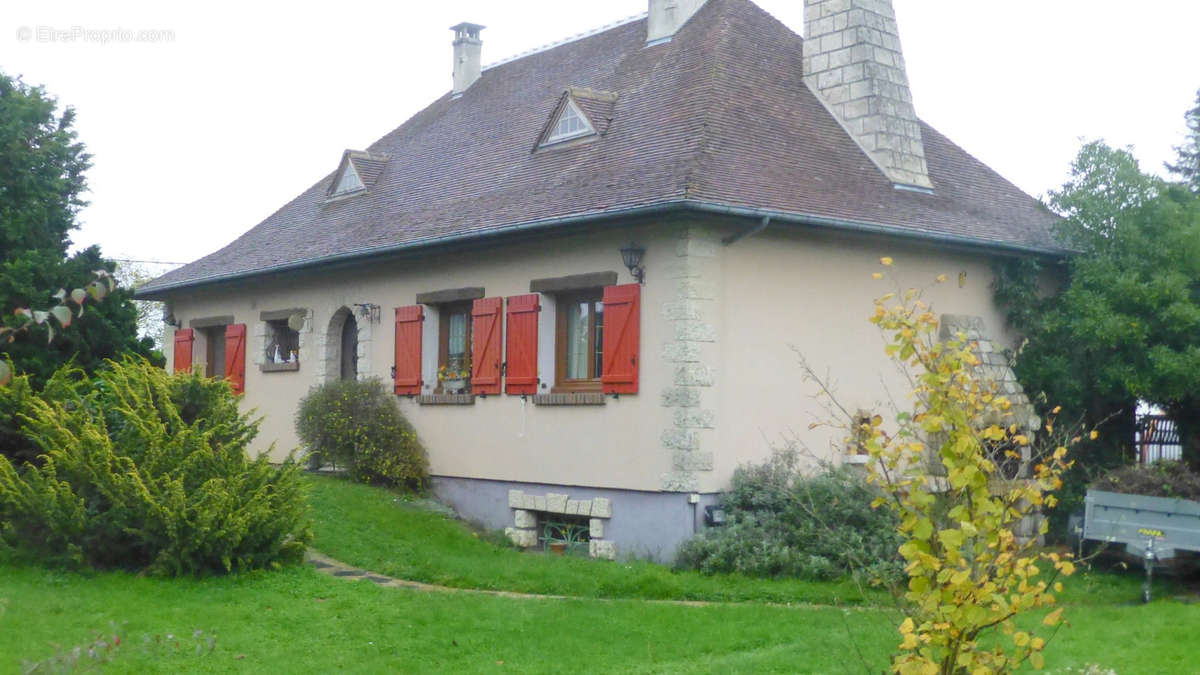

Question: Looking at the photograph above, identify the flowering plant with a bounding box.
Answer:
[436,362,470,382]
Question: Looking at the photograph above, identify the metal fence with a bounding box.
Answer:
[1137,415,1183,463]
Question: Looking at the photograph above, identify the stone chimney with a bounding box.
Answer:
[647,0,708,44]
[803,0,932,189]
[451,22,485,97]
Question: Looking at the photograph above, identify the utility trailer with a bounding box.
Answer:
[1080,490,1200,602]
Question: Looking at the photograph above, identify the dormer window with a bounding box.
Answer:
[535,97,595,148]
[535,88,617,151]
[325,149,389,201]
[547,99,593,143]
[333,163,364,195]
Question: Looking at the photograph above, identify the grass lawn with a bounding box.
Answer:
[2,474,1197,672]
[306,474,886,605]
[305,474,1165,607]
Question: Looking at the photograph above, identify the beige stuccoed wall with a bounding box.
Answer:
[706,226,1020,493]
[166,224,680,492]
[165,217,1026,496]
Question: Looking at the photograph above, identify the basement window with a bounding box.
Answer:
[537,512,591,556]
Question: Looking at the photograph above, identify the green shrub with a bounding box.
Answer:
[295,378,428,490]
[1091,460,1200,501]
[676,448,903,584]
[0,358,93,466]
[0,358,312,575]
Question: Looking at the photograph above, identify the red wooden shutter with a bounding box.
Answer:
[394,305,423,395]
[173,328,194,374]
[601,284,640,395]
[471,297,503,395]
[505,294,540,395]
[224,323,247,395]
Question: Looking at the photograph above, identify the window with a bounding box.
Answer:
[555,291,604,391]
[538,512,591,556]
[437,303,473,393]
[544,99,594,145]
[203,325,226,378]
[264,319,300,366]
[332,162,364,195]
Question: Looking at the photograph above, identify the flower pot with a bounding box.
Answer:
[548,542,568,556]
[443,378,467,394]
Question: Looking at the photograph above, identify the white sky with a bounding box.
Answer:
[2,1,1198,265]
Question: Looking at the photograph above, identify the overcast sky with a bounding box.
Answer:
[3,1,1198,266]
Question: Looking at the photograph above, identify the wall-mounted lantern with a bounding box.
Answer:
[620,242,646,285]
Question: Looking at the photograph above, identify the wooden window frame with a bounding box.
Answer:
[553,290,604,393]
[436,302,473,394]
[202,325,227,378]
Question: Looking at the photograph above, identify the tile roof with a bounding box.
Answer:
[140,0,1061,297]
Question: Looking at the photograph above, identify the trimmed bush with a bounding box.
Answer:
[295,378,428,490]
[0,358,312,575]
[1091,461,1200,501]
[676,448,903,583]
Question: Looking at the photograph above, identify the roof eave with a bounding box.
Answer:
[134,200,1067,300]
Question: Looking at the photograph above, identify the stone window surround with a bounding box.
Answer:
[531,392,605,406]
[257,308,307,374]
[416,394,475,405]
[188,315,234,329]
[529,271,618,294]
[316,306,372,385]
[505,489,615,560]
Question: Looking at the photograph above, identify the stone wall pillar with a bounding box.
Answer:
[659,225,720,492]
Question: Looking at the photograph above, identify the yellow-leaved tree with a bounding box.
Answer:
[862,262,1080,674]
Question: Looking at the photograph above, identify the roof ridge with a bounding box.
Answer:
[482,12,647,72]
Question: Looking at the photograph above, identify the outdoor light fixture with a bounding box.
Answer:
[620,243,646,284]
[353,303,381,324]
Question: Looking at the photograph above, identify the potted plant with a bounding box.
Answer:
[437,359,471,394]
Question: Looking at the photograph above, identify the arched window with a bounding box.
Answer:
[340,314,359,381]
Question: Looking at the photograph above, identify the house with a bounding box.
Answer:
[137,0,1062,561]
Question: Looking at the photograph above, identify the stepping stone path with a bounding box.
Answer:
[305,550,823,609]
[304,550,574,601]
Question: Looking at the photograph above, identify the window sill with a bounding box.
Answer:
[532,392,606,406]
[416,394,476,406]
[260,362,300,373]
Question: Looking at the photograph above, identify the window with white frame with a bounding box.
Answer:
[544,99,595,145]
